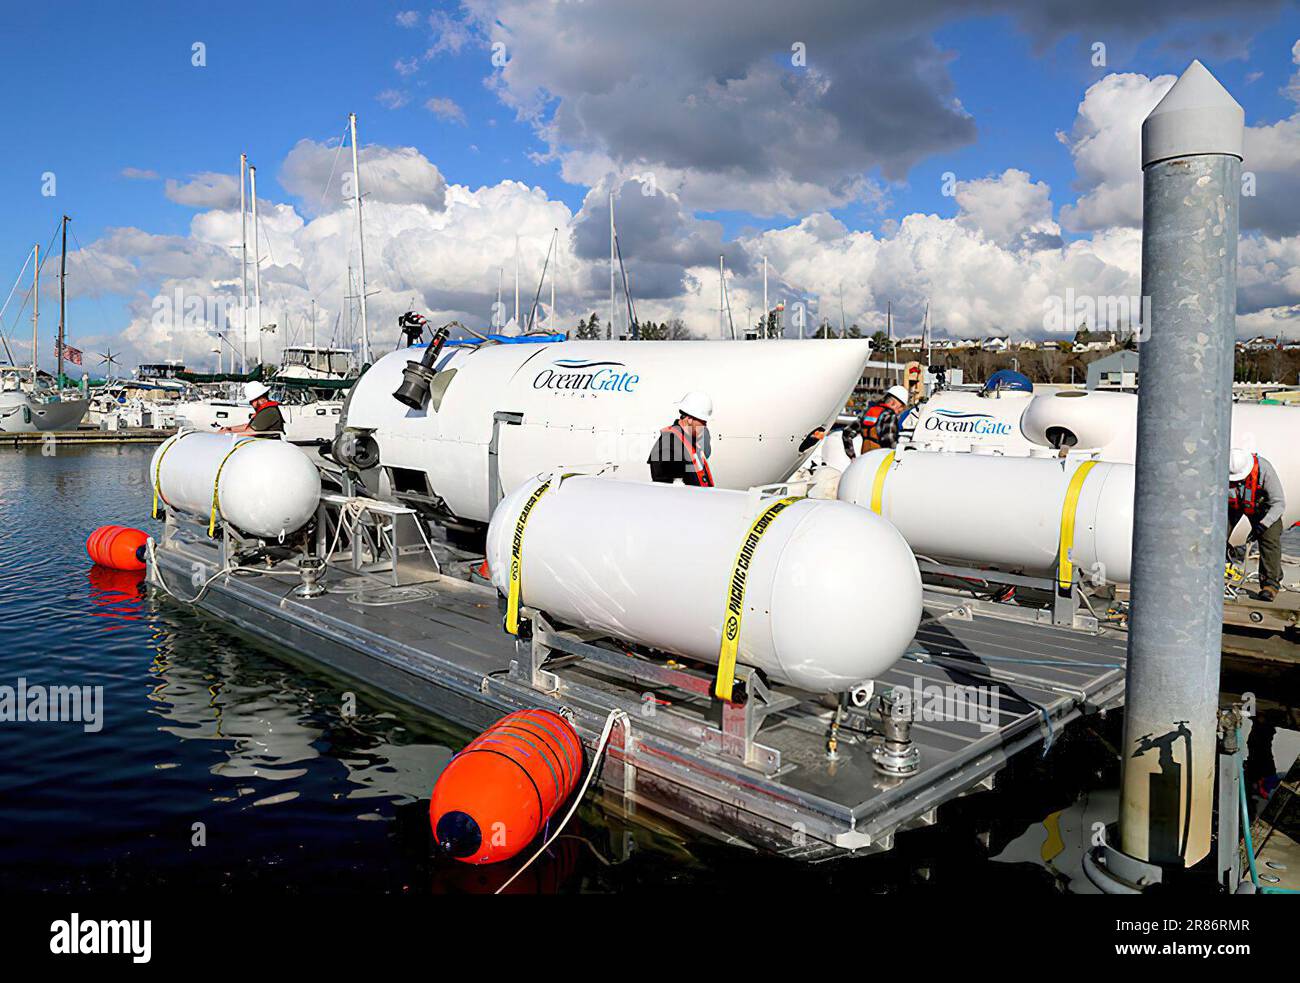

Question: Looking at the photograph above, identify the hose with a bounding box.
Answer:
[495,708,629,894]
[1237,726,1300,895]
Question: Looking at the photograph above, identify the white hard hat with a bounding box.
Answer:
[885,385,909,405]
[1229,448,1255,482]
[243,381,271,402]
[677,391,713,422]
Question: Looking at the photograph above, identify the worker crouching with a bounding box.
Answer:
[1228,448,1286,602]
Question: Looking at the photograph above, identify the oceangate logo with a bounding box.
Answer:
[532,359,639,394]
[921,408,1013,437]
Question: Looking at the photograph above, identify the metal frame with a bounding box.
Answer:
[487,410,524,511]
[917,558,1097,629]
[314,492,440,586]
[513,610,800,773]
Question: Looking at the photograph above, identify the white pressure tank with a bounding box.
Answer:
[149,431,322,539]
[838,448,1136,585]
[484,474,923,693]
[1001,390,1299,536]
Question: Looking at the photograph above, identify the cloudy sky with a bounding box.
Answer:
[4,0,1300,371]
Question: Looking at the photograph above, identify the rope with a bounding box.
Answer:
[495,708,629,894]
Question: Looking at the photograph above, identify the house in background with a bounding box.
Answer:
[1085,349,1140,391]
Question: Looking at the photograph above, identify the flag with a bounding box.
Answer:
[55,341,83,366]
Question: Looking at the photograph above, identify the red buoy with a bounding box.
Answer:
[86,525,149,572]
[430,709,583,864]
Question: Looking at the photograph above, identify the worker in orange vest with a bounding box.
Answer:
[1228,448,1286,602]
[858,385,908,454]
[220,381,285,435]
[648,391,714,487]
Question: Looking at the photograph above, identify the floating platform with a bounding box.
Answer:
[148,507,1130,860]
[1,427,171,446]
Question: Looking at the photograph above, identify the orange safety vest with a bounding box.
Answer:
[1229,456,1261,516]
[661,423,714,487]
[860,401,890,452]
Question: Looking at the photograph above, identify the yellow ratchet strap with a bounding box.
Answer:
[151,434,182,518]
[715,495,801,701]
[505,480,552,635]
[869,451,895,514]
[208,438,256,537]
[1057,460,1098,590]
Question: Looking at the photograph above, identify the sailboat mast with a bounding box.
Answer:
[240,153,248,373]
[762,255,768,339]
[250,165,263,367]
[550,229,556,330]
[718,256,724,340]
[514,235,520,330]
[349,112,371,364]
[608,191,615,339]
[58,215,68,387]
[31,243,38,387]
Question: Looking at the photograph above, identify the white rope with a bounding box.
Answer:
[495,708,629,894]
[145,537,235,605]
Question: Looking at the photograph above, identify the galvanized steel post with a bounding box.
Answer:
[1119,60,1243,869]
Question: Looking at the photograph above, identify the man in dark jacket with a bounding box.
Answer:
[220,381,285,435]
[648,391,714,487]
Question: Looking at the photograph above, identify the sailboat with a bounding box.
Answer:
[0,218,90,433]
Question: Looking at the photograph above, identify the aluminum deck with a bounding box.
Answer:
[150,523,1129,860]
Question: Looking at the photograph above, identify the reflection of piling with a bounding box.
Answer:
[1120,61,1243,871]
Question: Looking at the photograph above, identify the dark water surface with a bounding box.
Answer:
[1,444,1251,895]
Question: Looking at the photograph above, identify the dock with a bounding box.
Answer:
[1,427,171,446]
[149,511,1129,860]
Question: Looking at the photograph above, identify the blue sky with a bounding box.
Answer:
[4,1,1299,365]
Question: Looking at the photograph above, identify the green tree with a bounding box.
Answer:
[576,312,601,340]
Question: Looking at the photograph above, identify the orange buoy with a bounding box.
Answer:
[430,709,583,864]
[86,525,149,572]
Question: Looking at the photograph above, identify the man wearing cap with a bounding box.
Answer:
[859,385,908,453]
[1228,448,1286,602]
[648,391,714,487]
[220,381,285,435]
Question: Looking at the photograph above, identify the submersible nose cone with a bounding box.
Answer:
[435,811,482,859]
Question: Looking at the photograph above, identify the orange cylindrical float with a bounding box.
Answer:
[86,525,149,572]
[429,709,583,864]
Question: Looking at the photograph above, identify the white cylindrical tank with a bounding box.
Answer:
[485,475,922,693]
[1011,390,1298,537]
[150,432,322,539]
[838,448,1136,584]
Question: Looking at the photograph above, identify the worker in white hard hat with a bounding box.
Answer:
[219,380,285,435]
[648,391,714,486]
[1227,448,1286,602]
[857,384,909,454]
